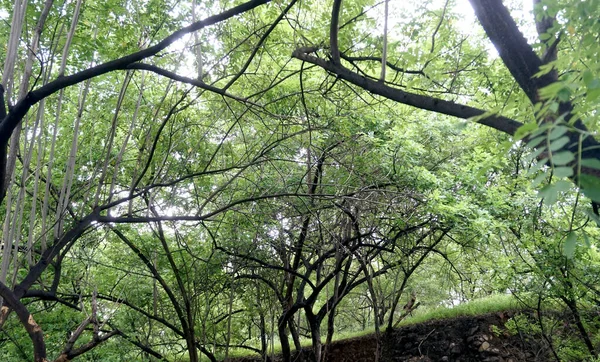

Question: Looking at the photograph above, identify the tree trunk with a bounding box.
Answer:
[278,315,292,362]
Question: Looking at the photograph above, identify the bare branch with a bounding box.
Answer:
[292,48,523,135]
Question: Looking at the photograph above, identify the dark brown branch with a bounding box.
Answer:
[330,0,342,64]
[96,294,183,336]
[22,290,80,310]
[224,0,299,89]
[97,192,339,224]
[430,0,450,54]
[0,0,271,145]
[0,281,46,362]
[468,0,600,182]
[110,228,187,330]
[108,324,165,360]
[14,211,98,299]
[533,0,557,61]
[0,85,6,202]
[127,63,255,105]
[467,0,549,102]
[55,329,120,362]
[292,48,523,135]
[340,54,425,76]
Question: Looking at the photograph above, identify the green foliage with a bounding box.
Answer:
[396,294,519,328]
[1,0,600,361]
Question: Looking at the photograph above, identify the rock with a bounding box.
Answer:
[479,341,490,351]
[488,348,501,355]
[468,335,483,348]
[482,357,503,362]
[450,344,461,354]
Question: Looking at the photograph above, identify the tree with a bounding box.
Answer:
[0,0,599,361]
[293,0,600,200]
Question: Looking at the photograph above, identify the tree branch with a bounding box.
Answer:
[330,0,342,64]
[0,0,271,146]
[127,63,256,105]
[292,48,523,135]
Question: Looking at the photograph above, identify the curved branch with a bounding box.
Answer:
[340,54,426,76]
[22,290,80,310]
[0,282,46,362]
[106,324,165,360]
[224,0,299,89]
[292,49,523,135]
[127,63,255,105]
[0,0,271,146]
[95,294,183,336]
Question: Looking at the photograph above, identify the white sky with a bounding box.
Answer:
[378,0,535,57]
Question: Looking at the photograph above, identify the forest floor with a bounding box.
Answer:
[231,311,553,362]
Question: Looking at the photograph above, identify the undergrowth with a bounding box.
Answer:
[227,293,519,359]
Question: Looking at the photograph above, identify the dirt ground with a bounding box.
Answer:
[232,311,552,362]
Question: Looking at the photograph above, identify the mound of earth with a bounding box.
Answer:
[233,311,551,362]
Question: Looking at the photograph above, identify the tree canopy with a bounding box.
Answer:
[0,0,599,361]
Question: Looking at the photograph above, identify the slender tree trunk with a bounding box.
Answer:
[255,283,269,361]
[224,265,236,361]
[362,261,381,362]
[563,293,596,357]
[93,71,133,207]
[269,308,275,362]
[289,318,302,358]
[40,0,82,246]
[192,0,203,80]
[0,0,29,306]
[108,72,145,206]
[278,316,292,362]
[306,310,322,362]
[54,71,91,237]
[379,0,388,81]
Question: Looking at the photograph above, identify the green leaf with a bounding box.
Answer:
[553,166,573,178]
[552,151,574,166]
[549,136,570,152]
[514,122,538,140]
[527,158,548,176]
[538,183,558,205]
[526,135,546,149]
[531,123,552,138]
[548,125,568,140]
[587,78,600,90]
[554,180,572,192]
[584,209,600,228]
[531,172,547,188]
[563,232,577,259]
[587,88,600,102]
[524,147,545,164]
[539,82,564,99]
[579,174,600,202]
[581,158,600,170]
[557,88,571,102]
[583,233,591,248]
[539,32,552,41]
[583,70,594,85]
[538,181,571,205]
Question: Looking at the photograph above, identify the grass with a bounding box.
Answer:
[395,293,519,327]
[227,294,520,359]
